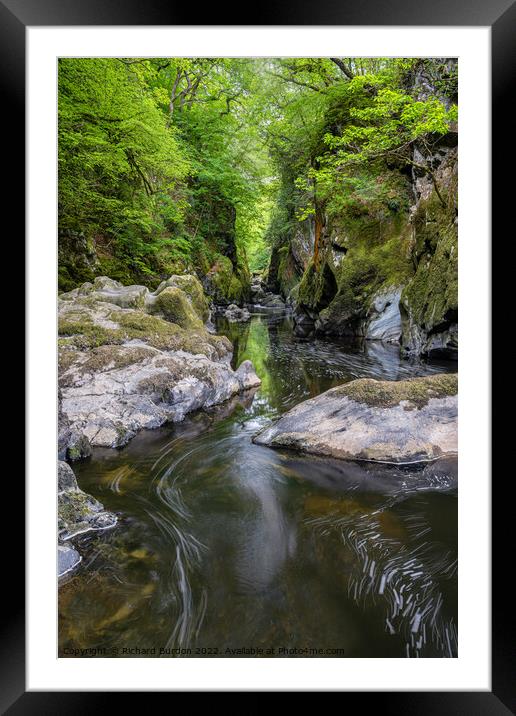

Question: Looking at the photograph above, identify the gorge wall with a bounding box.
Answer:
[266,59,458,360]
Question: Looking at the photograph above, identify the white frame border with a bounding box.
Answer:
[27,26,490,691]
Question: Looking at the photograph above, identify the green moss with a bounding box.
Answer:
[277,247,299,295]
[297,196,413,325]
[288,283,300,304]
[58,490,94,526]
[401,187,458,330]
[58,318,117,349]
[61,345,156,379]
[58,349,79,373]
[334,372,457,408]
[150,287,204,329]
[156,275,210,321]
[58,302,230,359]
[206,254,246,303]
[66,446,81,461]
[298,261,338,313]
[112,310,192,350]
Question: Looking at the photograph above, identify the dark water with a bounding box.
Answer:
[59,313,457,658]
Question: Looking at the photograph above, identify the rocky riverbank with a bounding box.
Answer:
[254,373,457,464]
[248,274,287,311]
[58,275,260,454]
[58,274,261,576]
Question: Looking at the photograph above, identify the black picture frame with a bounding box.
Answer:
[7,0,510,710]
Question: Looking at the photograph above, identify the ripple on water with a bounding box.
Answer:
[60,314,457,658]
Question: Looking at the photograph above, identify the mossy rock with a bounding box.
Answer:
[205,254,246,304]
[297,205,412,330]
[58,301,230,359]
[401,194,458,331]
[59,345,157,387]
[155,274,210,322]
[298,261,338,314]
[150,287,204,329]
[277,247,301,295]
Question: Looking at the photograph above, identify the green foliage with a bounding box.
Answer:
[58,57,273,291]
[59,59,190,266]
[58,56,458,314]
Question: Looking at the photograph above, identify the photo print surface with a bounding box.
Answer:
[57,57,458,658]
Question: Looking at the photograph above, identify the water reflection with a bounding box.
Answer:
[60,314,457,658]
[233,449,297,595]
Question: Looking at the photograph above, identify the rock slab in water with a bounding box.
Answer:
[254,373,457,464]
[58,544,82,577]
[58,460,117,577]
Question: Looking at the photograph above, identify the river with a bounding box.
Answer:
[59,311,457,658]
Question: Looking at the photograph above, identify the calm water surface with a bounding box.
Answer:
[59,313,457,658]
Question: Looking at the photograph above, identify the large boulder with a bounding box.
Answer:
[60,273,210,325]
[154,274,210,322]
[149,286,204,329]
[60,275,151,310]
[58,277,261,449]
[254,373,457,464]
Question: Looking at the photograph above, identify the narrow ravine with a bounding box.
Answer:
[59,312,457,658]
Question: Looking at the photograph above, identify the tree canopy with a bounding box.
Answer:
[58,57,457,290]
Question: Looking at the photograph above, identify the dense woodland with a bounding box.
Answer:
[58,57,458,357]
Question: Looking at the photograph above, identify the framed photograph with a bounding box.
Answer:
[7,0,509,708]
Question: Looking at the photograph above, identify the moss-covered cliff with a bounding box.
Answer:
[400,147,458,357]
[264,59,458,359]
[286,145,457,356]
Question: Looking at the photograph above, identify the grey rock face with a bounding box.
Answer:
[60,276,150,310]
[60,346,260,448]
[58,390,73,461]
[363,288,403,343]
[254,374,457,465]
[58,460,79,491]
[402,316,458,360]
[290,224,314,271]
